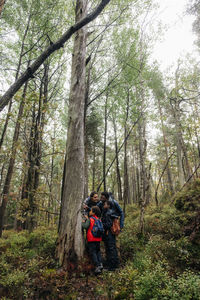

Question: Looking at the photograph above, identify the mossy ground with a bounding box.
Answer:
[0,181,200,299]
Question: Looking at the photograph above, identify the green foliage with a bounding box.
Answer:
[104,202,200,299]
[105,257,200,300]
[28,227,57,257]
[174,179,200,212]
[0,228,57,299]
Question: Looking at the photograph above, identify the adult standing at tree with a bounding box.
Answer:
[83,191,100,214]
[98,191,124,230]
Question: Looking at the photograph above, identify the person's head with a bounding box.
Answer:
[108,192,114,199]
[103,200,112,210]
[89,206,101,217]
[100,191,109,203]
[90,191,99,203]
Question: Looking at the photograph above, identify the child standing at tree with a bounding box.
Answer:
[82,206,103,275]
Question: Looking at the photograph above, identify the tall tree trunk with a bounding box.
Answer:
[92,144,96,191]
[0,0,5,17]
[56,0,87,268]
[0,12,31,152]
[170,66,191,185]
[123,88,130,213]
[103,91,108,191]
[138,118,147,234]
[113,117,122,202]
[84,63,91,198]
[48,128,55,226]
[157,97,174,194]
[23,63,49,232]
[0,81,28,237]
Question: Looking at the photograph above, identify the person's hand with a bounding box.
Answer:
[85,215,89,219]
[83,204,89,209]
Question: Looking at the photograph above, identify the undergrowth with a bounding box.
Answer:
[1,180,200,299]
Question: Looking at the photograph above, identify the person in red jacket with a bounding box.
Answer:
[82,206,103,275]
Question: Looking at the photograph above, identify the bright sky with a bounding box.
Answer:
[151,0,198,70]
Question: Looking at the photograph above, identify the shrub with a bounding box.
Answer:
[0,269,28,298]
[28,227,57,257]
[161,271,200,300]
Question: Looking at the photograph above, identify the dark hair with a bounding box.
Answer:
[108,192,114,199]
[91,206,101,218]
[104,200,113,208]
[90,191,98,198]
[101,191,109,200]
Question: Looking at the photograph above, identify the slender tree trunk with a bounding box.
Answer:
[84,63,91,198]
[0,163,5,191]
[123,89,130,212]
[103,91,108,191]
[171,66,191,185]
[0,81,28,237]
[92,144,96,191]
[56,0,87,268]
[0,0,5,17]
[157,97,174,194]
[113,117,122,202]
[48,130,55,226]
[137,79,147,234]
[24,63,49,232]
[0,12,31,152]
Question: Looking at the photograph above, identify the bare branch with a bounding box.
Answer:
[0,0,111,112]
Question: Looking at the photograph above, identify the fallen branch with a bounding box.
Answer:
[0,0,111,112]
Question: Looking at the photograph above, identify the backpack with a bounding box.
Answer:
[91,217,104,237]
[111,217,120,235]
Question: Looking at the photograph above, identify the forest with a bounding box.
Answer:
[0,0,200,299]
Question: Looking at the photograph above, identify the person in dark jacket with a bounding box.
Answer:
[101,200,119,271]
[82,206,103,275]
[83,191,99,214]
[98,191,124,229]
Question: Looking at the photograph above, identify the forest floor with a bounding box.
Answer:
[1,180,200,299]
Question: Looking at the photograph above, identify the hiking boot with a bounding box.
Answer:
[99,263,103,270]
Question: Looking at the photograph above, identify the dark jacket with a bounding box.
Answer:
[84,197,100,213]
[101,208,113,232]
[97,198,124,229]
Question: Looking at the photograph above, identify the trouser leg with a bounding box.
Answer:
[96,242,102,266]
[104,232,119,269]
[88,242,99,267]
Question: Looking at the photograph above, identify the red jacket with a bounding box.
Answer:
[87,215,102,242]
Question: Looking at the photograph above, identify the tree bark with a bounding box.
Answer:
[0,12,31,151]
[0,0,5,17]
[157,97,174,194]
[56,0,87,268]
[155,151,175,206]
[113,117,123,202]
[23,63,49,232]
[103,91,108,191]
[0,0,111,112]
[123,88,130,212]
[84,62,91,198]
[92,143,96,191]
[0,80,28,237]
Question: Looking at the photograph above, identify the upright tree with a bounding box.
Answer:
[56,0,88,267]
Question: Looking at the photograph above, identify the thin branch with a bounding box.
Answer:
[97,115,142,192]
[0,0,111,112]
[155,151,175,206]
